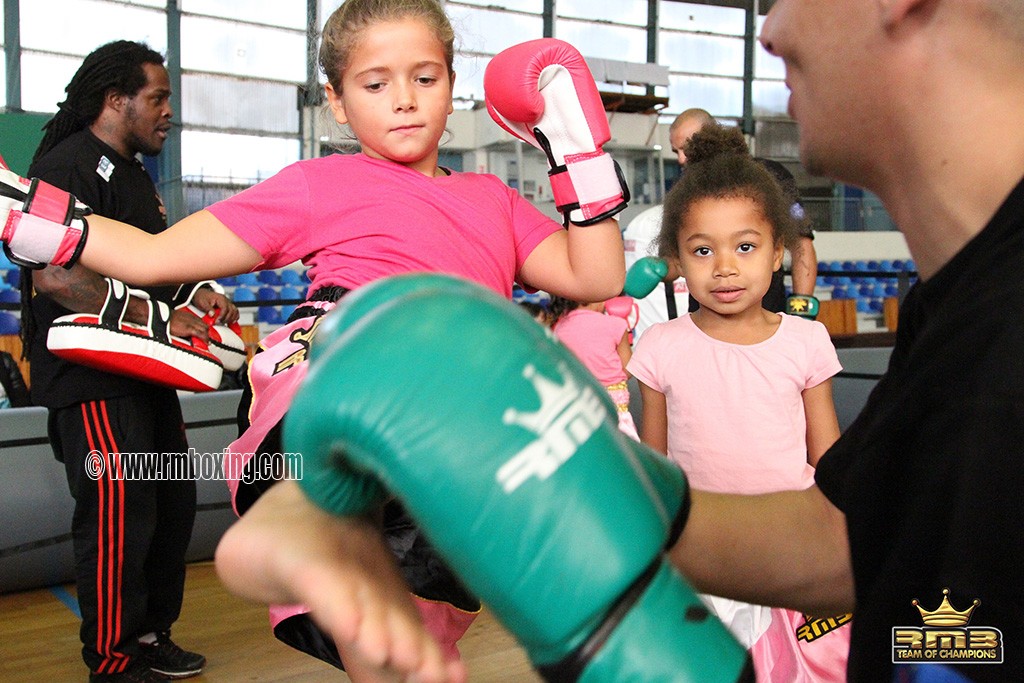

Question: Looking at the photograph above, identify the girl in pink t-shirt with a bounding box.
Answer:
[627,125,850,683]
[549,296,639,440]
[5,2,628,680]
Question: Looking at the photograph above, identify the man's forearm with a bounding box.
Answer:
[670,486,854,616]
[33,264,153,324]
[790,237,817,296]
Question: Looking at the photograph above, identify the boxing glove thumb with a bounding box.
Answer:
[624,256,669,299]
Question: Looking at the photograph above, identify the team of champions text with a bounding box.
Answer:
[84,449,303,483]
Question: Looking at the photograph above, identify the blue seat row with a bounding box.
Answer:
[818,259,916,274]
[218,269,310,289]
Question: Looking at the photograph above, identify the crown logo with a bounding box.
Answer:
[497,362,605,493]
[502,363,578,434]
[913,589,979,627]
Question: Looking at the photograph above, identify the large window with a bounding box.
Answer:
[556,2,648,63]
[5,1,806,185]
[447,2,544,103]
[657,1,745,118]
[754,14,788,116]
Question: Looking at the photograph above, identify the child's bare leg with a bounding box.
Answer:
[215,480,466,683]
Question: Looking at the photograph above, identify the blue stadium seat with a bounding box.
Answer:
[0,312,19,334]
[217,275,238,287]
[257,306,283,324]
[257,270,282,286]
[280,269,304,286]
[5,268,20,288]
[256,286,278,302]
[279,286,303,321]
[0,288,20,304]
[831,287,850,300]
[300,270,311,284]
[856,298,871,313]
[232,287,257,303]
[235,272,259,286]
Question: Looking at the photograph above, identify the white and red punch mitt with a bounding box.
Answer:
[174,281,246,372]
[47,278,224,392]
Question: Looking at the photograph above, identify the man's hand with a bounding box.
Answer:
[192,285,239,325]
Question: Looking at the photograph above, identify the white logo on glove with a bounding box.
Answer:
[498,362,604,493]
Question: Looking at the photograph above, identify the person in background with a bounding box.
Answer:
[22,41,232,682]
[0,349,30,408]
[549,295,638,440]
[628,124,847,681]
[624,107,819,339]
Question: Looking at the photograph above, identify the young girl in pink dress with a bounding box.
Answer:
[549,296,639,439]
[627,124,851,682]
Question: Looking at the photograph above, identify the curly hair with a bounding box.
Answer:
[657,124,798,262]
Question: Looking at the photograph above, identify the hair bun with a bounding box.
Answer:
[683,124,750,165]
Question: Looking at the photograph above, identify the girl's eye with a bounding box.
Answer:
[416,76,438,86]
[694,247,711,257]
[737,243,756,253]
[365,82,385,92]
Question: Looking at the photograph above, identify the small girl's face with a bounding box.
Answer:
[676,196,783,316]
[325,18,454,176]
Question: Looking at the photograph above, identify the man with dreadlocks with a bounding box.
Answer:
[22,40,231,682]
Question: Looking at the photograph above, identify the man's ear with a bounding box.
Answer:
[104,88,126,113]
[773,242,785,273]
[324,83,348,126]
[878,0,930,29]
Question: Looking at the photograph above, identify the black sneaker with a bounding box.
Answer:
[89,660,168,682]
[137,632,206,679]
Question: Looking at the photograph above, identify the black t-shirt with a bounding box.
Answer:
[815,178,1024,681]
[27,130,177,408]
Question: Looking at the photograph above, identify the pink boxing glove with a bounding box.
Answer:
[604,295,638,328]
[485,38,629,227]
[2,166,90,269]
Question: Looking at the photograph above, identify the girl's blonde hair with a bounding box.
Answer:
[657,125,798,261]
[319,0,456,93]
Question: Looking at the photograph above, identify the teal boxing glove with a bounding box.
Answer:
[286,274,751,682]
[293,273,493,516]
[623,256,669,299]
[785,294,820,319]
[309,272,486,364]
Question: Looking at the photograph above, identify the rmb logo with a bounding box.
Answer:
[497,362,604,493]
[892,589,1003,664]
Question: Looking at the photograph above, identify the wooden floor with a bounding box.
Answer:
[0,562,541,682]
